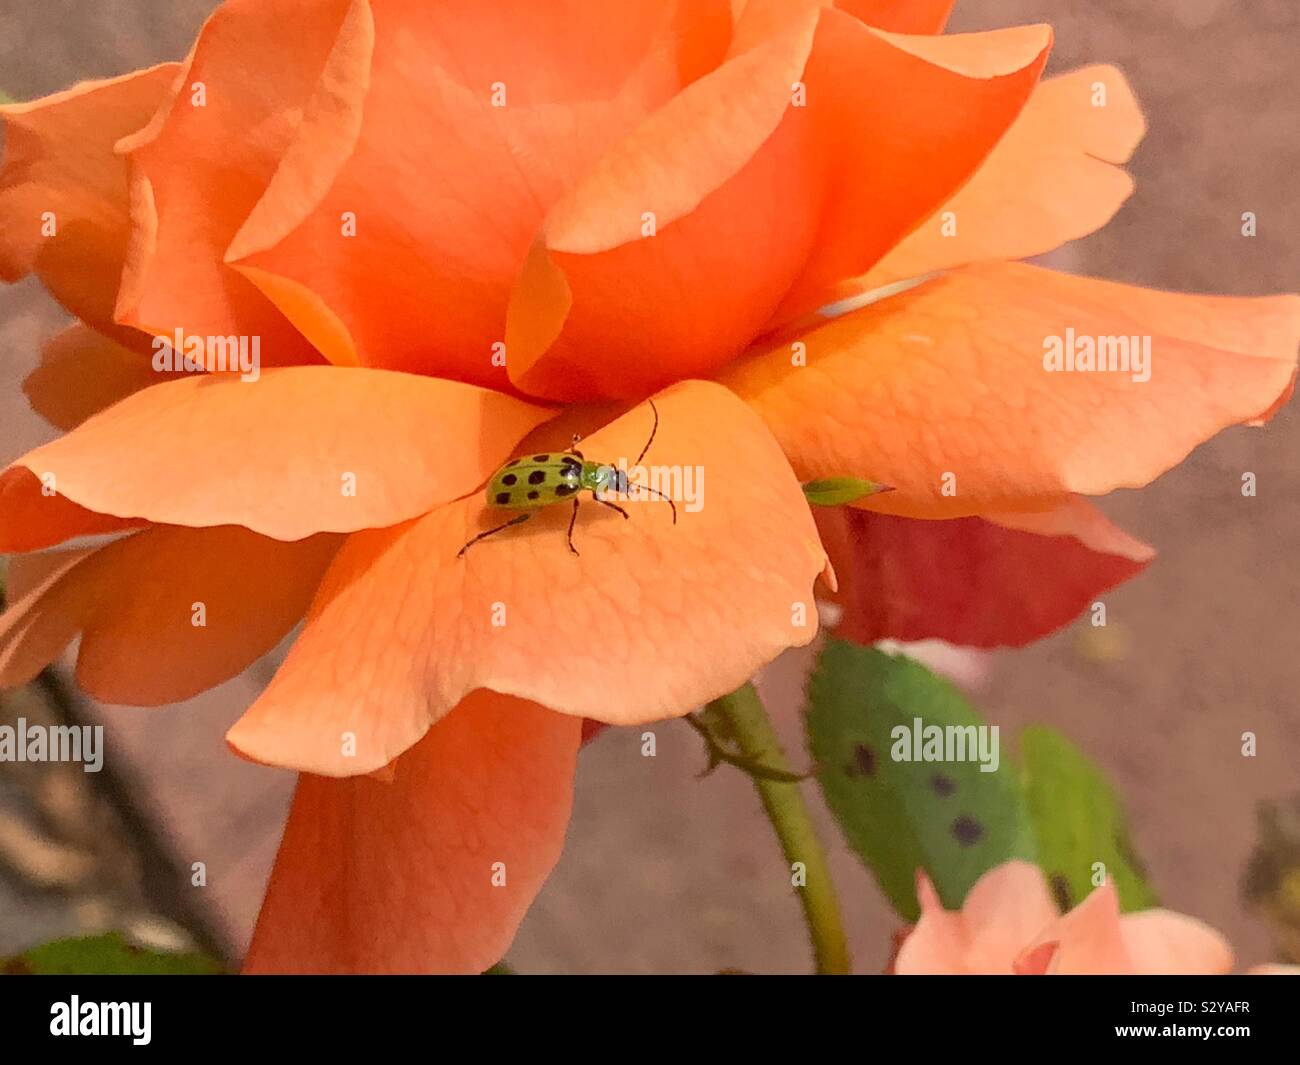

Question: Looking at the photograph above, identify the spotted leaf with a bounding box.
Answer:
[806,638,1034,920]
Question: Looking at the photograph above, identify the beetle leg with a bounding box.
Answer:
[566,497,581,555]
[457,512,533,558]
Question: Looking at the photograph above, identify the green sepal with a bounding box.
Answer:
[801,477,893,507]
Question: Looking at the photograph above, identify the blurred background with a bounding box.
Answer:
[1,0,1297,972]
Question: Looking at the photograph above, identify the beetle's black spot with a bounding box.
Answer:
[532,454,550,462]
[561,455,582,469]
[528,470,547,485]
[1050,874,1072,912]
[849,744,875,776]
[930,774,956,797]
[951,815,984,847]
[554,484,577,497]
[494,492,512,505]
[502,473,518,486]
[527,490,540,501]
[506,459,521,467]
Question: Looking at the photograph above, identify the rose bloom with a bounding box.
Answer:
[1,0,1296,972]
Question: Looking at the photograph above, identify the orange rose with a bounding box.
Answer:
[1,0,1296,972]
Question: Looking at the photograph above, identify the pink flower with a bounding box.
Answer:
[894,860,1233,975]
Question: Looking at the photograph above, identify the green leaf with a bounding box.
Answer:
[801,477,892,507]
[806,639,1034,920]
[4,933,225,975]
[1019,725,1158,913]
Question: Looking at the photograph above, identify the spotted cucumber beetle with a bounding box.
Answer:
[458,399,677,557]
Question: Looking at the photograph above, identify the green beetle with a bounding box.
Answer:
[458,399,677,557]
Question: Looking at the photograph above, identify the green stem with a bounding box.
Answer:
[707,683,851,975]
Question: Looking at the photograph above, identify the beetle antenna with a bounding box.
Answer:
[632,398,659,469]
[632,481,677,525]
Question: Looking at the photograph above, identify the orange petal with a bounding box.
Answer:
[114,0,367,365]
[767,16,1052,323]
[0,547,95,683]
[504,4,822,400]
[3,367,554,542]
[0,526,340,703]
[496,1,806,261]
[0,469,142,553]
[227,380,827,774]
[4,548,89,603]
[243,691,580,974]
[227,0,731,385]
[1119,910,1234,976]
[835,0,954,33]
[724,262,1300,518]
[861,65,1145,290]
[819,497,1153,649]
[24,324,183,431]
[0,66,178,351]
[506,14,1051,401]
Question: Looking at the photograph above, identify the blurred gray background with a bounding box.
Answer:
[1,0,1297,971]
